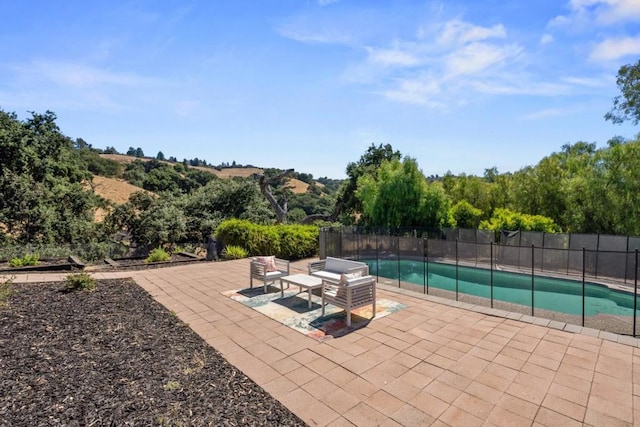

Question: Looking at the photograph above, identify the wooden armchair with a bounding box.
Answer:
[321,275,376,327]
[250,256,290,293]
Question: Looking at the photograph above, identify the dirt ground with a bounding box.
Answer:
[0,279,305,426]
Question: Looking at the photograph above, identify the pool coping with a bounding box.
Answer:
[377,282,640,348]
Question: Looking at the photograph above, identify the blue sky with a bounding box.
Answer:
[1,0,639,179]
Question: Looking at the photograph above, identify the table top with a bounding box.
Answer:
[280,274,323,288]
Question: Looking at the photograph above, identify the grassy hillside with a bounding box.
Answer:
[99,154,310,196]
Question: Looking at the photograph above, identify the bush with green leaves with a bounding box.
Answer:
[65,273,96,291]
[221,245,248,260]
[214,219,318,259]
[75,242,108,263]
[0,275,13,307]
[146,247,171,263]
[450,200,484,229]
[9,253,40,267]
[479,208,561,233]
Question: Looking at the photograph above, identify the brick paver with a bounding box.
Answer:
[12,259,640,426]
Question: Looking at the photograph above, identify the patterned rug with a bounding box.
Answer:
[222,285,407,341]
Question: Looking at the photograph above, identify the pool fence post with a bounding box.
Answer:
[531,244,535,317]
[595,233,600,278]
[541,232,545,272]
[567,233,571,275]
[375,234,379,282]
[475,230,479,267]
[456,238,459,301]
[426,237,430,294]
[582,247,586,327]
[491,242,494,309]
[397,235,401,288]
[422,238,426,294]
[634,249,638,336]
[625,236,630,284]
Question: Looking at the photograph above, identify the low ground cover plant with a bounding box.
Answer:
[9,253,39,267]
[0,275,13,307]
[146,248,171,263]
[221,245,248,260]
[65,273,96,291]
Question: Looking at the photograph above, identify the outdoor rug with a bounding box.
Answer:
[222,286,407,341]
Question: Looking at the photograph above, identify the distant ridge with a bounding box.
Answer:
[99,154,311,194]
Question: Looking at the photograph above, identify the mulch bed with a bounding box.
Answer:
[0,279,306,426]
[0,258,83,273]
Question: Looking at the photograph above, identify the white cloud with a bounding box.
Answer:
[17,61,156,88]
[521,107,576,120]
[283,12,604,110]
[470,80,572,96]
[589,35,640,61]
[540,34,554,45]
[562,75,610,87]
[366,47,420,67]
[593,0,640,24]
[380,75,442,106]
[2,60,167,113]
[552,0,640,28]
[276,24,352,45]
[438,20,507,46]
[444,42,522,77]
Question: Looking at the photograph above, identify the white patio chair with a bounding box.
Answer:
[249,256,289,293]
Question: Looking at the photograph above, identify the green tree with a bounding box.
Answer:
[131,195,187,249]
[450,200,483,228]
[605,59,640,125]
[356,157,452,228]
[422,183,453,229]
[0,110,102,244]
[335,143,401,224]
[157,151,165,160]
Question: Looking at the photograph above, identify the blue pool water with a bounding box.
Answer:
[365,259,638,317]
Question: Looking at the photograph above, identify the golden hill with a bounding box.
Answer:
[98,154,310,195]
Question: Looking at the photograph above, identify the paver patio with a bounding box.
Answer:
[12,259,640,426]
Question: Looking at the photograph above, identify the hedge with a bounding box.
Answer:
[214,219,318,260]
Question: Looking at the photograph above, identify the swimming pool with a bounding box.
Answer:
[365,259,638,317]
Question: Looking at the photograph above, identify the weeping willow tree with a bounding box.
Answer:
[356,157,451,228]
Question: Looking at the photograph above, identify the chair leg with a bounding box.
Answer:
[346,310,351,327]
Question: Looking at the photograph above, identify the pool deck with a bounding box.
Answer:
[11,259,640,426]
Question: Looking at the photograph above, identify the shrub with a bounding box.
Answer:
[9,253,40,267]
[221,245,248,260]
[76,242,108,263]
[172,246,186,254]
[146,248,171,263]
[0,275,14,307]
[479,208,561,233]
[65,273,96,291]
[214,219,318,259]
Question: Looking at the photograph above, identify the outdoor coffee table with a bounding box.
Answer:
[279,274,323,308]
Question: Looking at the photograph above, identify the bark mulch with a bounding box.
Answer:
[0,279,306,426]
